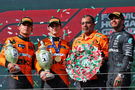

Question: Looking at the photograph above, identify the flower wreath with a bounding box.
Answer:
[66,44,103,82]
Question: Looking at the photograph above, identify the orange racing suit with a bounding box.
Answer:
[0,34,41,88]
[72,30,108,87]
[39,36,70,88]
[72,30,108,59]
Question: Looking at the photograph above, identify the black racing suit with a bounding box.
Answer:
[106,30,134,89]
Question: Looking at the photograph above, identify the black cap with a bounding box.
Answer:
[20,17,33,26]
[109,12,124,20]
[48,17,61,26]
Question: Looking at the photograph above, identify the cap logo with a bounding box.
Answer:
[112,12,121,16]
[22,18,33,23]
[49,18,60,23]
[109,12,124,20]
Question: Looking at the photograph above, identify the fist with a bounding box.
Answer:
[40,71,54,81]
[8,63,20,73]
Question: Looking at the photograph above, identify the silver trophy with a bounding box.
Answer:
[36,40,54,80]
[4,40,20,73]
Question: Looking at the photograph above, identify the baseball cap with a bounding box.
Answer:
[20,17,33,26]
[48,17,61,26]
[109,12,124,20]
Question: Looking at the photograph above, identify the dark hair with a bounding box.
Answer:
[82,15,95,24]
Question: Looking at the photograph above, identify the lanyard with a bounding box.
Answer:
[49,36,61,53]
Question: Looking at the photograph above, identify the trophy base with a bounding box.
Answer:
[45,73,55,80]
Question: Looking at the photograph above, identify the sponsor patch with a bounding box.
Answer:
[18,44,25,48]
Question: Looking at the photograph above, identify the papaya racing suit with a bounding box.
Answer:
[72,30,108,88]
[106,30,134,89]
[39,36,70,88]
[0,34,41,89]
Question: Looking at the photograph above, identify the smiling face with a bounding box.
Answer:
[18,23,33,37]
[110,17,124,32]
[81,16,95,35]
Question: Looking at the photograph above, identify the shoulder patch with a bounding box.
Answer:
[10,39,16,44]
[18,44,25,48]
[7,37,16,44]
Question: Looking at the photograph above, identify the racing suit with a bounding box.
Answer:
[107,30,134,89]
[39,36,70,88]
[72,30,108,89]
[0,34,41,89]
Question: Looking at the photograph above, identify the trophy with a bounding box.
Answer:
[4,40,20,73]
[36,40,54,80]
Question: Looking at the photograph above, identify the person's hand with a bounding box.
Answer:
[40,71,47,81]
[113,74,123,87]
[40,71,54,81]
[7,63,20,73]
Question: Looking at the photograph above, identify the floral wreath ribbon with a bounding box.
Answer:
[66,44,103,82]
